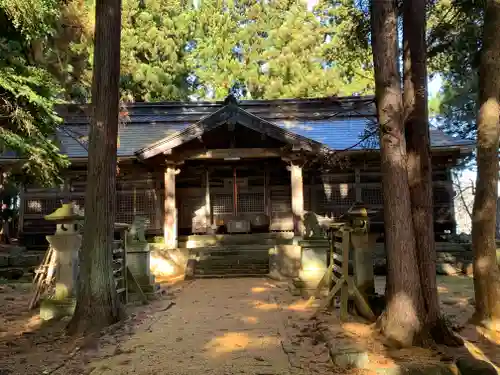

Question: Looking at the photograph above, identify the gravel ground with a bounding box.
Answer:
[1,276,498,375]
[84,278,333,375]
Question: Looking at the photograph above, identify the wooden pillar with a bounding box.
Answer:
[354,168,362,202]
[205,168,211,230]
[164,163,180,249]
[18,185,25,235]
[154,170,163,231]
[288,163,305,236]
[264,165,271,217]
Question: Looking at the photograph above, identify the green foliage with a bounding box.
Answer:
[75,0,375,101]
[188,0,374,100]
[427,0,483,140]
[318,0,374,95]
[120,0,195,101]
[0,0,69,186]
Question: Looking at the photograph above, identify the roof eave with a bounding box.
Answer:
[135,105,234,160]
[135,104,328,160]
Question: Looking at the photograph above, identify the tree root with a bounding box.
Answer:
[430,317,464,347]
[376,312,464,349]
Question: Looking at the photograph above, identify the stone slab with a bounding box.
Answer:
[8,253,43,268]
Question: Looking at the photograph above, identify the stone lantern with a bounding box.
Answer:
[345,202,378,298]
[40,203,84,320]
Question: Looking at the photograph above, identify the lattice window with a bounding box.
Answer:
[25,196,65,215]
[212,194,234,214]
[238,193,265,213]
[361,188,383,205]
[318,184,355,206]
[321,173,355,184]
[115,190,159,227]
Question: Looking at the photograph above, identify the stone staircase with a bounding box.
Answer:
[190,245,271,277]
[180,233,294,278]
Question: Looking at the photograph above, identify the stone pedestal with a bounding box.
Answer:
[41,224,81,321]
[48,234,81,300]
[351,232,376,298]
[268,244,302,280]
[127,242,155,291]
[40,203,83,321]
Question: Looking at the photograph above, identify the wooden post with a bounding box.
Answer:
[340,229,350,320]
[264,165,271,217]
[154,170,162,231]
[288,163,305,236]
[354,168,362,202]
[205,168,211,230]
[164,164,179,249]
[18,185,25,236]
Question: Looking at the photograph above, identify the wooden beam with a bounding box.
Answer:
[174,148,282,161]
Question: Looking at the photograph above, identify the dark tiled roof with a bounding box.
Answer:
[1,96,474,159]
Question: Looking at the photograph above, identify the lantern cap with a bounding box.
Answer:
[346,201,378,218]
[45,203,84,222]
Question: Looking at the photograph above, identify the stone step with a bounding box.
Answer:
[299,240,330,247]
[178,232,294,248]
[188,244,275,254]
[196,260,269,269]
[195,267,268,275]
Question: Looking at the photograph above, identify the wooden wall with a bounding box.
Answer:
[20,162,162,249]
[19,156,455,249]
[307,165,454,235]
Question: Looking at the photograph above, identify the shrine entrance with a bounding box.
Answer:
[176,158,293,236]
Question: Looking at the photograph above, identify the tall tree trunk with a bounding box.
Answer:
[470,0,500,328]
[370,0,425,348]
[68,0,123,335]
[402,0,463,346]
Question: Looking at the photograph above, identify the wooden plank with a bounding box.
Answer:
[174,148,282,161]
[340,229,350,320]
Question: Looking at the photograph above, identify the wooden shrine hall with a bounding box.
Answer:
[11,95,473,250]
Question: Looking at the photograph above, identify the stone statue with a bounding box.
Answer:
[127,216,147,244]
[303,211,334,238]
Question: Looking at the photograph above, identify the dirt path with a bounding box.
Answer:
[86,278,332,375]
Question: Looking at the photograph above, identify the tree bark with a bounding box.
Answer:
[470,0,500,328]
[370,0,426,347]
[402,0,463,346]
[68,0,123,335]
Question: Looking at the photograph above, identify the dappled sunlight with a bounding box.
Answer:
[250,300,279,311]
[203,331,280,357]
[150,254,177,277]
[286,300,314,312]
[320,315,444,373]
[23,315,42,332]
[474,322,500,345]
[437,285,449,293]
[0,313,42,339]
[341,322,374,339]
[240,316,259,324]
[463,337,500,371]
[251,286,269,294]
[476,255,491,271]
[263,282,279,289]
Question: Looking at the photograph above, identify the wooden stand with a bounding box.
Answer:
[29,246,57,310]
[308,226,375,322]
